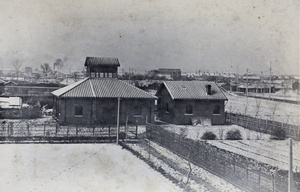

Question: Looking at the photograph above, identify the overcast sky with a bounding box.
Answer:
[0,0,299,75]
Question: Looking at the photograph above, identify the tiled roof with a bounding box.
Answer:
[157,81,227,100]
[84,57,120,66]
[52,78,156,99]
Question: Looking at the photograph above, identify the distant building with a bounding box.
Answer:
[0,97,22,118]
[158,68,181,80]
[24,67,33,76]
[156,81,227,125]
[52,57,156,125]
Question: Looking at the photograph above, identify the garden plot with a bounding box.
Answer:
[0,144,181,192]
[208,140,300,172]
[161,124,300,171]
[127,141,243,192]
[225,92,300,125]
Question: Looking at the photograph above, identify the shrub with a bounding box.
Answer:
[271,127,286,140]
[201,131,217,140]
[226,129,242,140]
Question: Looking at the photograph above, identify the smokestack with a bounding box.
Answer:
[206,84,212,95]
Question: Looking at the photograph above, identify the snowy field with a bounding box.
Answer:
[0,144,182,192]
[162,124,300,171]
[225,92,300,125]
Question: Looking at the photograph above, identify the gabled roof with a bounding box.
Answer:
[52,78,156,99]
[156,81,227,100]
[84,57,120,66]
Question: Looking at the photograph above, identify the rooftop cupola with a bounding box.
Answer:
[84,57,120,78]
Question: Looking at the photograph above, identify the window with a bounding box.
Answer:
[74,105,83,116]
[213,105,221,115]
[185,104,193,115]
[91,72,96,78]
[134,106,142,116]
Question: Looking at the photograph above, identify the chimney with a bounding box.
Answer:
[206,84,212,95]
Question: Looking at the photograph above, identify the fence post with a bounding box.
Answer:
[44,124,46,136]
[246,165,249,181]
[135,121,138,139]
[108,126,111,139]
[76,125,78,136]
[27,123,30,136]
[55,123,58,136]
[266,119,268,133]
[258,167,261,188]
[67,126,69,137]
[236,113,238,125]
[7,123,10,136]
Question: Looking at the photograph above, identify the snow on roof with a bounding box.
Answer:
[157,81,227,100]
[52,78,156,99]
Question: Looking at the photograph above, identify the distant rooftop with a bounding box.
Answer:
[84,57,120,66]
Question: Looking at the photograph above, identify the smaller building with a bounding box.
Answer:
[156,81,227,125]
[0,97,22,118]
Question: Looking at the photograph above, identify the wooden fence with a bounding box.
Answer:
[146,123,300,192]
[225,113,300,141]
[0,121,139,143]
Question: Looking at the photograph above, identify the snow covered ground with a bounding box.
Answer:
[225,92,300,125]
[0,144,182,192]
[162,124,300,171]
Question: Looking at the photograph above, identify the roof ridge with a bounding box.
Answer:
[52,78,89,97]
[89,79,96,97]
[163,81,175,100]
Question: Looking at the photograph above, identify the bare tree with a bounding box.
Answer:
[254,99,261,118]
[179,127,201,186]
[243,98,249,115]
[270,101,280,121]
[12,59,22,81]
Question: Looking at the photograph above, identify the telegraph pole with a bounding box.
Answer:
[288,138,294,192]
[269,62,272,100]
[246,69,249,97]
[116,97,120,145]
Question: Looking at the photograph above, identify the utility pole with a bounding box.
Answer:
[260,71,263,93]
[289,138,294,192]
[269,62,272,100]
[116,97,120,145]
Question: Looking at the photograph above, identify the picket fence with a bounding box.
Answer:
[146,123,300,192]
[225,113,300,141]
[0,121,139,143]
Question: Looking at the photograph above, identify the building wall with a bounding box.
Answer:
[54,97,155,125]
[157,89,226,125]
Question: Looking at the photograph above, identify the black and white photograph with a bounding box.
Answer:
[0,1,299,191]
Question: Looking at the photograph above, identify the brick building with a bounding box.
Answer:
[156,81,227,125]
[52,57,156,125]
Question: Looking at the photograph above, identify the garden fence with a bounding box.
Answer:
[146,123,300,192]
[0,121,140,143]
[225,112,300,141]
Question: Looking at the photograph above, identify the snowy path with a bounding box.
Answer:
[0,144,182,192]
